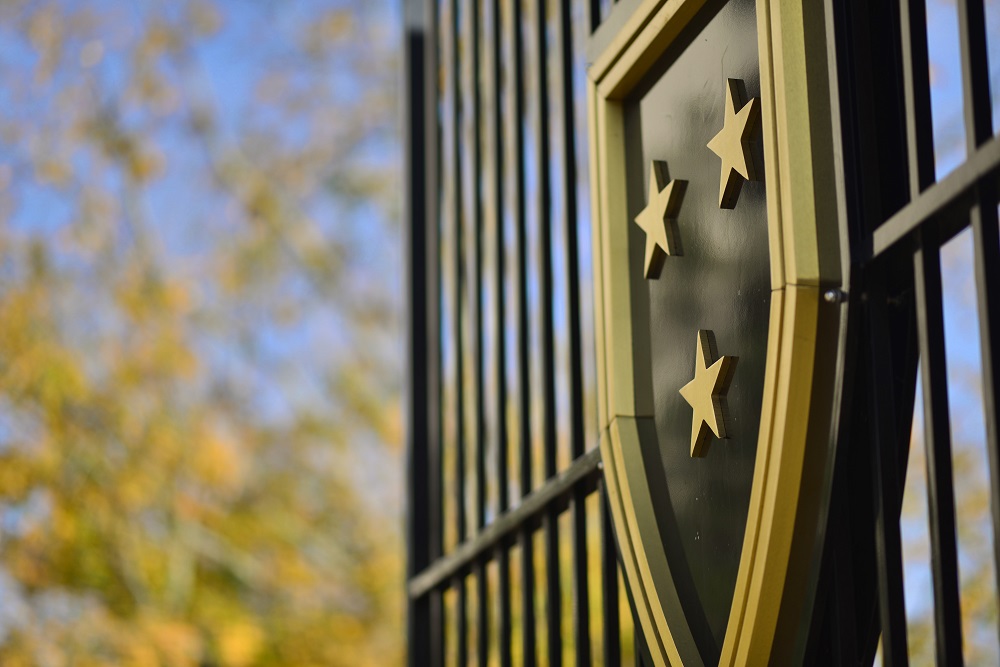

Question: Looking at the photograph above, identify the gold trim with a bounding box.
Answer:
[588,82,610,430]
[765,0,840,288]
[588,0,842,664]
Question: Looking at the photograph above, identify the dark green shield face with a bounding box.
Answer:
[623,0,770,660]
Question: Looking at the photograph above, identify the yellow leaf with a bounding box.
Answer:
[217,620,265,667]
[194,424,245,492]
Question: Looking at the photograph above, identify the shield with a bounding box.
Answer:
[588,0,844,664]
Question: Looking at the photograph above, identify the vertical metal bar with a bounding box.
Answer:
[509,0,535,661]
[458,576,469,666]
[542,517,561,660]
[553,0,590,662]
[570,490,590,667]
[405,0,432,663]
[433,590,446,667]
[972,184,1000,640]
[498,546,512,667]
[468,0,486,538]
[586,0,601,34]
[600,480,621,667]
[488,0,509,531]
[913,236,964,664]
[830,494,859,664]
[464,0,489,662]
[956,0,992,151]
[519,530,537,667]
[867,275,909,666]
[896,0,934,196]
[530,0,561,663]
[426,0,446,661]
[449,0,468,550]
[957,1,1000,633]
[477,562,488,666]
[555,0,583,474]
[488,0,512,663]
[511,0,530,508]
[489,0,508,518]
[533,0,555,494]
[897,7,963,657]
[446,0,471,655]
[542,516,561,667]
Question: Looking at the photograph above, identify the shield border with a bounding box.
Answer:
[587,0,846,664]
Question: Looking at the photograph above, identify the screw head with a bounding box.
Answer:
[823,289,847,303]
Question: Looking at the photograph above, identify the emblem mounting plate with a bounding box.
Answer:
[587,0,845,664]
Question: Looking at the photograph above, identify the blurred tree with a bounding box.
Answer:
[0,1,403,665]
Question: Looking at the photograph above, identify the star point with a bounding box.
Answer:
[633,160,686,279]
[679,330,737,457]
[707,78,762,209]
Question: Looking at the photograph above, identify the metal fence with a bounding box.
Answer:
[404,0,641,664]
[406,0,1000,664]
[815,0,1000,664]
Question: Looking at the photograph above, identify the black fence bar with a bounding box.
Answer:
[430,0,446,658]
[531,0,563,663]
[957,2,1000,635]
[509,0,530,506]
[463,0,489,662]
[410,447,601,597]
[422,0,447,662]
[487,0,512,664]
[585,0,598,34]
[871,135,1000,258]
[553,0,590,660]
[973,184,1000,635]
[477,562,489,666]
[458,575,469,665]
[534,0,556,490]
[445,0,471,643]
[571,486,590,666]
[447,0,468,552]
[896,1,964,656]
[867,275,909,666]
[405,1,433,664]
[897,0,934,196]
[542,515,561,665]
[956,0,992,151]
[520,528,536,667]
[913,236,963,664]
[468,0,486,538]
[489,0,509,533]
[508,0,536,661]
[557,0,584,472]
[498,546,512,667]
[600,480,621,667]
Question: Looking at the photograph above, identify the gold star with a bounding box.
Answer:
[679,330,737,457]
[633,160,685,279]
[707,78,761,209]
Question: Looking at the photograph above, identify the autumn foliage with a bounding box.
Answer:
[0,1,403,665]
